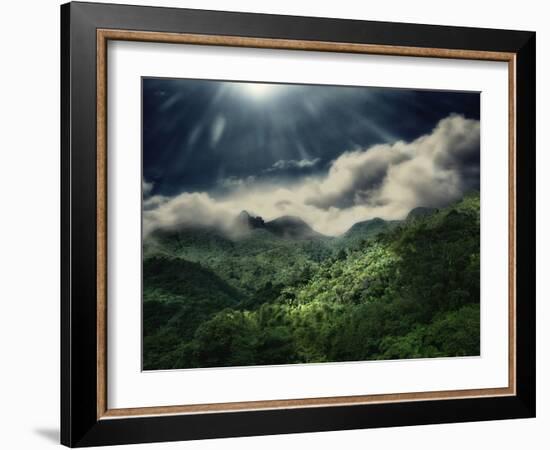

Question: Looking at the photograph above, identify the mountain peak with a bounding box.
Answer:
[238,210,251,218]
[407,206,437,220]
[269,215,307,225]
[235,210,265,230]
[343,217,392,240]
[265,215,322,239]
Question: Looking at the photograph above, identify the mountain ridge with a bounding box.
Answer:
[235,210,324,240]
[149,204,444,243]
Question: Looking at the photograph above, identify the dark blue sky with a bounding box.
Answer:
[142,78,479,198]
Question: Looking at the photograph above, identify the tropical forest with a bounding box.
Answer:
[142,192,480,370]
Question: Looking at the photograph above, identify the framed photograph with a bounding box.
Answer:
[61,2,536,447]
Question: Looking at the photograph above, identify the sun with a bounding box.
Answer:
[239,83,280,100]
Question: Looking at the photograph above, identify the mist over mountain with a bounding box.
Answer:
[148,204,440,245]
[236,210,265,230]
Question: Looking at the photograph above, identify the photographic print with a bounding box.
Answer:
[62,7,535,444]
[142,78,481,371]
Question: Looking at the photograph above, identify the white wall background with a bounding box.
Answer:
[0,0,546,448]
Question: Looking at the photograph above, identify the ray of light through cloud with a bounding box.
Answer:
[142,78,480,236]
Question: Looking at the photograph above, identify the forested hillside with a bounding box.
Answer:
[143,193,480,370]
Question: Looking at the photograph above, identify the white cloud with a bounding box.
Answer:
[143,192,234,237]
[143,194,168,211]
[218,175,256,189]
[265,157,321,172]
[144,114,479,237]
[305,144,408,209]
[370,114,480,210]
[142,180,154,196]
[307,114,479,211]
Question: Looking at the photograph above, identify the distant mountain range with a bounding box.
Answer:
[236,210,323,239]
[145,206,441,264]
[233,206,436,242]
[339,217,401,249]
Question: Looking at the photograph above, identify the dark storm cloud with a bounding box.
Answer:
[142,78,479,198]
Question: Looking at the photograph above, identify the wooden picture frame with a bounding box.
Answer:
[61,1,535,447]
